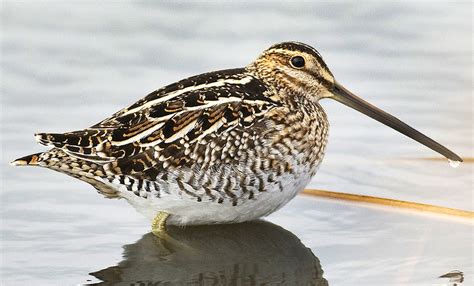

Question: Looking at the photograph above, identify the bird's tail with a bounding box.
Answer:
[10,152,43,166]
[10,149,120,198]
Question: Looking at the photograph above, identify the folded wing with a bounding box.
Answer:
[35,69,279,177]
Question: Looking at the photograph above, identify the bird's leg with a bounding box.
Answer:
[150,212,195,252]
[151,211,170,237]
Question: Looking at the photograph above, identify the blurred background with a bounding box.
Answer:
[1,1,472,285]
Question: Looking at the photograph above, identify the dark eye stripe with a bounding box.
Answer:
[290,56,305,69]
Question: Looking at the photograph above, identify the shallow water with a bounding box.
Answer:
[1,2,472,285]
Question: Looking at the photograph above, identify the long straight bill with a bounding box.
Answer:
[331,82,462,162]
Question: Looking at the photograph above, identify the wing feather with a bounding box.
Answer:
[35,69,280,176]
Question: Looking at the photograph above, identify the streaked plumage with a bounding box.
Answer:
[12,41,462,226]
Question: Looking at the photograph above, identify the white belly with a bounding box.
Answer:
[113,169,314,226]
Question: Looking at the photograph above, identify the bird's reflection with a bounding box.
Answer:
[89,220,328,285]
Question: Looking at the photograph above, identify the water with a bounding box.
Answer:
[88,221,328,285]
[1,1,472,285]
[449,159,461,169]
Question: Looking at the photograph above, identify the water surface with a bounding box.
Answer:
[1,2,472,285]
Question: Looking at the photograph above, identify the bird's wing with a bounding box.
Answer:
[35,68,280,174]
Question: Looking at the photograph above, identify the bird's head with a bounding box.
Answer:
[249,41,462,163]
[249,42,336,101]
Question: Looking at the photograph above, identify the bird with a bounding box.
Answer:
[11,41,462,235]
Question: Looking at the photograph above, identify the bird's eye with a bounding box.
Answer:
[290,56,305,69]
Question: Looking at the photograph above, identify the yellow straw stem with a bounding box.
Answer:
[302,189,474,219]
[402,157,474,163]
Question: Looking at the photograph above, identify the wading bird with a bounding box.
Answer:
[12,42,462,235]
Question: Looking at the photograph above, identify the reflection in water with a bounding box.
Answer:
[89,220,328,285]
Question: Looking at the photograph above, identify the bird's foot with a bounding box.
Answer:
[151,211,170,238]
[151,212,196,253]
